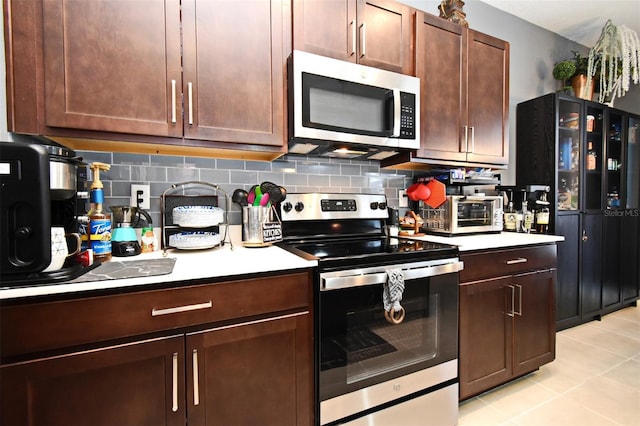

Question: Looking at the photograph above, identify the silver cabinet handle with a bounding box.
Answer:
[172,352,179,412]
[152,301,213,316]
[171,79,177,124]
[188,82,193,125]
[469,126,475,153]
[582,230,589,242]
[463,126,469,153]
[514,284,523,316]
[507,285,515,317]
[506,258,528,265]
[350,20,356,55]
[360,22,366,57]
[192,349,200,406]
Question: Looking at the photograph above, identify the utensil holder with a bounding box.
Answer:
[242,205,281,247]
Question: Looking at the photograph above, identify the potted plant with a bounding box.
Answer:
[586,19,640,106]
[552,59,576,94]
[570,50,595,100]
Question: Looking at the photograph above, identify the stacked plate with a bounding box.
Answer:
[169,232,221,250]
[173,206,224,227]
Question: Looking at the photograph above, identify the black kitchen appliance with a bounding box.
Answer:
[277,193,462,426]
[0,140,97,286]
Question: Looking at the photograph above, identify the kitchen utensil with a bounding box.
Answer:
[232,189,249,207]
[247,185,258,205]
[268,185,287,204]
[425,179,447,208]
[252,186,263,206]
[406,183,421,201]
[260,181,277,194]
[259,192,270,206]
[414,183,431,201]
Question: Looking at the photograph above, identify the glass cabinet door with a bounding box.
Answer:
[606,111,623,210]
[627,115,640,210]
[557,98,582,211]
[585,105,604,210]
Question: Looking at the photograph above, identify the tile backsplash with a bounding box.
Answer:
[78,151,416,226]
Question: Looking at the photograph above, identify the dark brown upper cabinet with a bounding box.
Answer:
[5,0,290,154]
[385,12,509,169]
[293,0,415,75]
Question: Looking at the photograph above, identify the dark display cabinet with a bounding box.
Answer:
[516,93,639,330]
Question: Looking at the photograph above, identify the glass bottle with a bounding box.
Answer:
[503,191,517,232]
[522,200,534,233]
[535,193,550,233]
[587,142,597,170]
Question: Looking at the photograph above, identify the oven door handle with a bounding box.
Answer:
[321,261,464,291]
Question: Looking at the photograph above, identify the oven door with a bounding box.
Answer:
[452,197,502,233]
[318,259,461,425]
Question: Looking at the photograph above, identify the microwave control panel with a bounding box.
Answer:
[399,92,416,139]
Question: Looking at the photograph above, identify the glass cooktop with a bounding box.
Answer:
[281,237,458,269]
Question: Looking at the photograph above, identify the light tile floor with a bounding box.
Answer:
[458,304,640,426]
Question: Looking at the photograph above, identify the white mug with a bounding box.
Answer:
[42,227,82,273]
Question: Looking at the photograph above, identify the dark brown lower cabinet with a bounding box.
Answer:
[0,271,314,426]
[1,335,186,426]
[459,245,557,400]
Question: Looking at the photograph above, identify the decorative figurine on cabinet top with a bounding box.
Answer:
[438,0,468,27]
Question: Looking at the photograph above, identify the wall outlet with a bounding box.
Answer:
[131,184,150,210]
[398,189,408,208]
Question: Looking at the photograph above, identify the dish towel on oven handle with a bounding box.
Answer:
[384,268,406,324]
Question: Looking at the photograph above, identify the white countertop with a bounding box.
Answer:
[408,232,564,252]
[1,227,563,300]
[0,242,317,301]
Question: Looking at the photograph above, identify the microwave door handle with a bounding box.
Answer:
[391,88,401,137]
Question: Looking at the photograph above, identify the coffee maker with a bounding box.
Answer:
[0,140,93,285]
[109,206,153,256]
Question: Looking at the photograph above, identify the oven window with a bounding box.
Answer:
[302,73,393,137]
[319,273,458,400]
[456,201,492,227]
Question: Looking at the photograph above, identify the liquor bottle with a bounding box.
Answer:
[535,193,550,233]
[587,142,597,170]
[521,200,534,233]
[503,191,516,232]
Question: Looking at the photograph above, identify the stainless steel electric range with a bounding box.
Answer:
[277,193,463,426]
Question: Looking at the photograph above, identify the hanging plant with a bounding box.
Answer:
[587,19,640,106]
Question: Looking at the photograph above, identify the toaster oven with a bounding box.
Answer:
[420,195,503,235]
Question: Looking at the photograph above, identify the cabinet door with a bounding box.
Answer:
[581,213,603,318]
[186,312,313,426]
[0,335,185,426]
[415,12,466,162]
[512,270,556,377]
[182,0,288,146]
[602,214,622,311]
[293,0,357,62]
[42,0,183,137]
[465,30,509,165]
[621,215,640,302]
[556,213,581,328]
[459,277,512,400]
[356,0,415,74]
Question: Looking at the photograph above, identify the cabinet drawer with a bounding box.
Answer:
[460,245,557,282]
[1,271,312,360]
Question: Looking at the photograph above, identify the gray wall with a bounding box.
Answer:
[2,1,639,226]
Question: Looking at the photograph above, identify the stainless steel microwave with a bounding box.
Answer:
[288,50,420,160]
[421,195,504,235]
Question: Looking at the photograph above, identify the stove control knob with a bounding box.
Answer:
[295,202,304,212]
[370,202,379,210]
[378,202,387,210]
[15,227,32,239]
[282,202,293,212]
